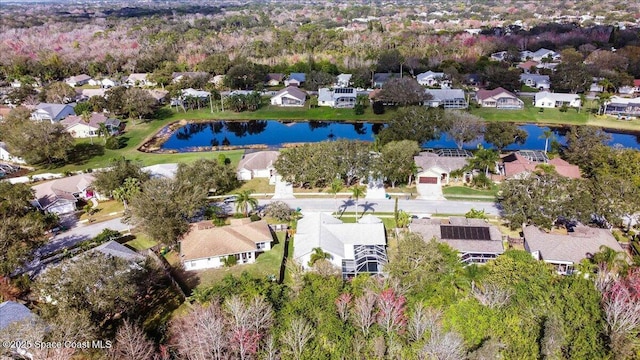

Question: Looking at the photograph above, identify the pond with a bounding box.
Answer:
[159,120,640,152]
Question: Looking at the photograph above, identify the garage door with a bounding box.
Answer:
[419,177,438,184]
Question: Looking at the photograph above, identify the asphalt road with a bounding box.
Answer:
[38,217,130,257]
[256,198,500,216]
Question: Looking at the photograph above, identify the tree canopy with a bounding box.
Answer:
[377,106,445,146]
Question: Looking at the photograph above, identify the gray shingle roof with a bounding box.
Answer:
[523,225,624,264]
[410,217,504,254]
[0,301,34,331]
[93,241,145,262]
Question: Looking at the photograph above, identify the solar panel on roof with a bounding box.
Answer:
[440,225,491,240]
[517,150,548,163]
[435,149,473,158]
[334,88,355,94]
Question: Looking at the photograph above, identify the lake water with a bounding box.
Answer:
[160,120,640,151]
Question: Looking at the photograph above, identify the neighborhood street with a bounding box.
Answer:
[256,198,500,216]
[38,217,130,257]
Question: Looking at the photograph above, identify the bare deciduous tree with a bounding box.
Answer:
[262,334,279,360]
[408,304,442,342]
[376,288,407,334]
[110,320,156,360]
[335,293,352,322]
[351,291,377,337]
[420,330,466,360]
[281,317,314,360]
[471,281,513,309]
[443,111,485,150]
[170,303,228,360]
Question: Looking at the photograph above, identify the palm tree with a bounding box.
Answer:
[80,111,94,144]
[328,178,343,214]
[112,177,141,210]
[597,92,612,116]
[592,245,627,272]
[97,122,109,144]
[234,189,258,217]
[308,247,332,267]
[468,146,499,176]
[539,129,554,154]
[598,78,615,94]
[578,93,587,113]
[351,185,366,219]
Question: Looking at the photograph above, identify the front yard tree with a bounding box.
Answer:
[351,185,365,219]
[378,106,445,146]
[93,157,150,196]
[123,87,158,120]
[0,182,48,276]
[378,78,430,106]
[44,81,76,103]
[175,159,239,197]
[0,107,74,165]
[375,140,421,188]
[234,189,258,217]
[483,122,528,151]
[481,65,521,92]
[443,111,485,150]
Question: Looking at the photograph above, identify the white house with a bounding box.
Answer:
[416,71,450,88]
[88,78,119,88]
[520,74,551,90]
[317,88,357,108]
[520,48,560,62]
[30,103,76,122]
[475,87,524,109]
[59,113,121,138]
[335,74,352,88]
[65,74,92,87]
[180,219,273,271]
[414,150,474,200]
[31,173,105,215]
[236,151,279,181]
[0,142,26,164]
[534,92,581,108]
[284,73,306,87]
[293,213,387,278]
[265,73,285,86]
[142,163,179,179]
[524,225,625,275]
[424,89,468,109]
[270,86,306,107]
[126,73,156,87]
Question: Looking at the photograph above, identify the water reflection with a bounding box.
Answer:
[160,120,640,152]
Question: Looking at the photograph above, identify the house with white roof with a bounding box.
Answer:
[270,86,306,107]
[236,151,279,181]
[520,48,560,62]
[180,219,273,271]
[0,142,26,164]
[416,71,450,88]
[335,74,352,88]
[126,73,156,87]
[534,92,581,108]
[523,225,625,275]
[30,103,76,122]
[603,96,640,117]
[424,89,468,109]
[293,213,387,278]
[142,163,179,179]
[410,217,504,264]
[317,88,357,108]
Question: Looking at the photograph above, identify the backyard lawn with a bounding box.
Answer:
[78,199,125,223]
[125,233,158,251]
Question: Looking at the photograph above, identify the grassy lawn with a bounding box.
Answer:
[442,186,498,197]
[78,200,125,222]
[238,177,274,195]
[125,233,158,251]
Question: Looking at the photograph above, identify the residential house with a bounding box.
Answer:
[236,151,279,181]
[211,75,225,87]
[335,74,353,88]
[517,60,540,73]
[147,89,169,104]
[317,87,358,108]
[293,213,387,278]
[465,74,482,88]
[501,150,581,179]
[93,241,145,262]
[31,173,104,215]
[172,72,209,84]
[59,112,121,138]
[65,74,92,87]
[520,48,560,62]
[490,51,508,62]
[410,217,504,264]
[142,163,178,179]
[270,86,307,107]
[414,149,473,200]
[284,73,306,87]
[424,89,468,109]
[523,225,624,274]
[475,87,524,109]
[88,78,119,88]
[30,103,76,122]
[180,219,273,271]
[0,142,26,164]
[589,78,604,93]
[0,301,35,331]
[603,96,640,117]
[618,80,640,95]
[79,88,107,100]
[416,71,451,88]
[520,74,551,90]
[126,73,156,87]
[372,73,401,88]
[0,301,37,359]
[534,91,581,108]
[265,73,285,86]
